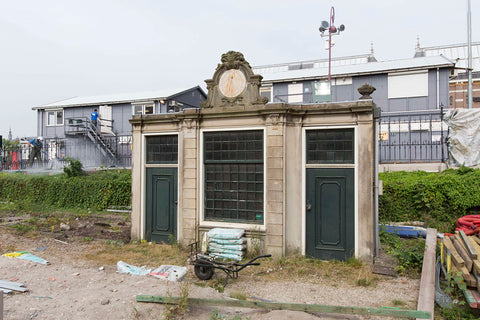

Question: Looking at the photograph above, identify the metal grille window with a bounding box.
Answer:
[307,128,354,164]
[146,135,178,164]
[204,130,264,223]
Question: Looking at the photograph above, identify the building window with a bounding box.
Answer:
[388,71,428,99]
[260,86,272,102]
[132,103,154,115]
[47,110,64,126]
[312,81,332,102]
[204,130,264,224]
[307,128,354,164]
[287,83,303,103]
[146,135,178,164]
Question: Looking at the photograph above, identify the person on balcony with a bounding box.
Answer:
[28,137,43,167]
[91,109,101,132]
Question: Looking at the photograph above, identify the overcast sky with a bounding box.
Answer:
[0,0,478,139]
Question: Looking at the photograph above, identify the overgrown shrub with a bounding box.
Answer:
[0,170,131,210]
[63,157,85,177]
[379,167,480,232]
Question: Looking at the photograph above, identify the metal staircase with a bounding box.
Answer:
[65,118,117,164]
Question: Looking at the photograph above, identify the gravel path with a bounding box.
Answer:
[0,231,420,320]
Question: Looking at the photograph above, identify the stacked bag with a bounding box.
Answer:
[206,228,246,261]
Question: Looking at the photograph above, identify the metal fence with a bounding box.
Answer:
[379,109,447,164]
[1,135,132,171]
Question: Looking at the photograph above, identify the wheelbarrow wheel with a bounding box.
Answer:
[194,262,214,280]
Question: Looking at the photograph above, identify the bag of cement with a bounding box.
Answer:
[150,265,188,282]
[117,261,151,276]
[209,237,246,245]
[209,242,246,252]
[209,252,243,261]
[207,228,244,240]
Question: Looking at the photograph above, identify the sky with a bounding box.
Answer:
[0,0,478,139]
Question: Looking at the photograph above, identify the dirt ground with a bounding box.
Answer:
[0,211,421,320]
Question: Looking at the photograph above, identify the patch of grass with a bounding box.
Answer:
[8,223,37,234]
[356,278,376,287]
[380,230,425,276]
[392,299,407,307]
[84,241,189,267]
[229,290,247,300]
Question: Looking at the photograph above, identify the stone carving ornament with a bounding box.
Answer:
[203,51,268,108]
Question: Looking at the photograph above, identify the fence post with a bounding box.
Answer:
[1,292,3,320]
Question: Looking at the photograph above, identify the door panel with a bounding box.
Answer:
[306,168,354,260]
[99,105,114,135]
[146,168,177,243]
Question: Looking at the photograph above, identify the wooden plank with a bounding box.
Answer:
[440,240,445,265]
[468,237,480,258]
[443,237,464,268]
[453,236,473,271]
[454,264,476,288]
[459,231,477,259]
[416,228,436,320]
[473,260,480,276]
[471,290,480,307]
[451,265,477,308]
[446,248,452,273]
[136,296,432,319]
[473,273,480,293]
[471,236,480,246]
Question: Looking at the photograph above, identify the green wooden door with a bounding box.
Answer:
[306,168,354,260]
[146,168,177,243]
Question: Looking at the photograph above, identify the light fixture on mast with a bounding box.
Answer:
[319,6,345,82]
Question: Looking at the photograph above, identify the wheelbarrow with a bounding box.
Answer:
[188,241,271,286]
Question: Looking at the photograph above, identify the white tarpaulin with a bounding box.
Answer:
[444,109,480,167]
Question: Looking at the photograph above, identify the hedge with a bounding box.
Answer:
[379,166,480,232]
[2,167,479,232]
[0,170,131,211]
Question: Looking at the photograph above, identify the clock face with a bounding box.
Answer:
[218,69,247,98]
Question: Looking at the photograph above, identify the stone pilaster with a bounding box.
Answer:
[264,113,285,256]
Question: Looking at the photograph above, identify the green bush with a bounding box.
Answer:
[379,167,480,232]
[63,157,85,177]
[0,170,131,211]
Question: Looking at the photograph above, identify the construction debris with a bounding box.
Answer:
[2,252,49,265]
[136,295,431,319]
[440,230,480,308]
[0,280,28,293]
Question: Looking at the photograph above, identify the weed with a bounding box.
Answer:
[131,306,140,319]
[83,237,93,242]
[345,257,364,268]
[229,290,247,300]
[9,223,36,233]
[209,280,225,293]
[392,299,406,306]
[210,310,251,320]
[163,278,191,319]
[379,230,424,276]
[356,278,375,287]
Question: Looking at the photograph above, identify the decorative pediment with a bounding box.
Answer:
[202,51,268,108]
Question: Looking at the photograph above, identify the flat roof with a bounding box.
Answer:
[33,86,203,110]
[256,55,454,83]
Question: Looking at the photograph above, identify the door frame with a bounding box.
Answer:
[301,126,358,257]
[141,133,180,240]
[145,167,177,242]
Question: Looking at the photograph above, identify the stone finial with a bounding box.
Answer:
[357,83,376,99]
